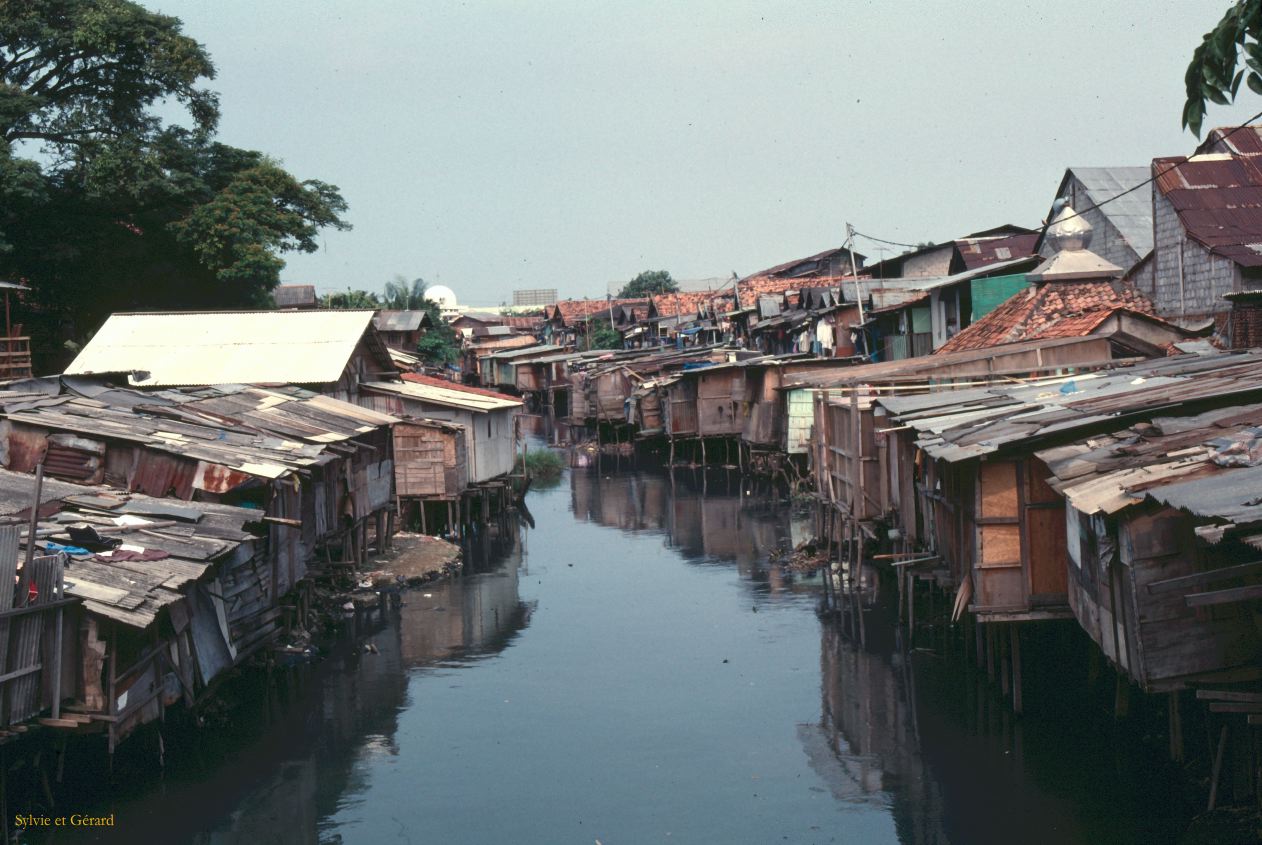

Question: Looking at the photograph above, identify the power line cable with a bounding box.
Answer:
[849,106,1262,252]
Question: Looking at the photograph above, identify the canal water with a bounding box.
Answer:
[61,462,1191,844]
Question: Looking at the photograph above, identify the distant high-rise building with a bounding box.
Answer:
[512,288,557,307]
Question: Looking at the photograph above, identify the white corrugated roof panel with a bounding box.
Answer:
[362,380,522,412]
[66,311,378,386]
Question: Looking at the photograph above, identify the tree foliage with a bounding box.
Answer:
[377,275,459,366]
[587,322,622,350]
[1184,0,1262,136]
[382,275,429,310]
[617,269,677,298]
[0,0,350,367]
[414,306,458,367]
[320,289,380,309]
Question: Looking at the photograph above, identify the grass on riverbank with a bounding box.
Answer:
[518,448,566,483]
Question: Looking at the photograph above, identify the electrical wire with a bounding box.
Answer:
[849,106,1262,251]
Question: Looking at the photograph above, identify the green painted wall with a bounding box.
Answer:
[970,273,1029,320]
[910,305,932,334]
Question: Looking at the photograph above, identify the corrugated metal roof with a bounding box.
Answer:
[67,311,382,386]
[954,232,1039,270]
[374,310,431,332]
[1155,150,1262,267]
[482,344,565,361]
[1066,167,1153,256]
[887,351,1262,462]
[273,284,316,308]
[362,380,522,412]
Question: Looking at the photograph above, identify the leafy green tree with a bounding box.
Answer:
[587,322,622,350]
[617,270,677,298]
[376,274,459,366]
[382,275,429,310]
[320,289,381,309]
[415,309,458,367]
[1184,1,1262,135]
[0,0,349,368]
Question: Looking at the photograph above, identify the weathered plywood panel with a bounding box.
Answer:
[980,524,1021,567]
[979,462,1018,518]
[1028,507,1069,598]
[976,565,1024,610]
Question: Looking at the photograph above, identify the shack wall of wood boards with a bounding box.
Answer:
[0,373,524,756]
[809,345,1262,712]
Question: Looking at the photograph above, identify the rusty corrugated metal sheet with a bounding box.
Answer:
[954,233,1039,270]
[131,452,196,499]
[1201,126,1262,156]
[1156,151,1262,267]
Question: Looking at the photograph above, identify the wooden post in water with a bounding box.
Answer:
[1209,723,1229,811]
[986,624,996,683]
[1168,691,1184,762]
[1010,624,1022,715]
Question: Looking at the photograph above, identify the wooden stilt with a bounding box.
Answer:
[974,614,985,671]
[1169,691,1184,762]
[1114,675,1130,720]
[420,501,427,535]
[1209,723,1229,811]
[1000,623,1011,699]
[1010,624,1023,715]
[986,624,996,683]
[908,574,916,644]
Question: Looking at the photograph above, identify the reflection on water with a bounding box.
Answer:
[571,466,815,595]
[67,463,1191,844]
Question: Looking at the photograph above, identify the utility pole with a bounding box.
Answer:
[846,223,865,323]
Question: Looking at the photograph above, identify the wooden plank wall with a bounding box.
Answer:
[974,460,1025,611]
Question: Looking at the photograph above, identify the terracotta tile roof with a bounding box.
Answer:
[650,290,728,318]
[501,315,544,329]
[935,279,1156,354]
[551,298,650,323]
[402,373,518,401]
[733,275,853,309]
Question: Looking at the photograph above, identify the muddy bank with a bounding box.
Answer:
[277,532,463,652]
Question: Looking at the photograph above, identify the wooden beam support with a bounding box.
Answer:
[1148,560,1262,594]
[1186,583,1262,608]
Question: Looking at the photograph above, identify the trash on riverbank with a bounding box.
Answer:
[772,539,828,573]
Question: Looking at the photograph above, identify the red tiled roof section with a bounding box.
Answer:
[501,315,544,329]
[650,290,728,317]
[935,279,1156,354]
[402,373,519,401]
[734,275,856,308]
[552,298,650,322]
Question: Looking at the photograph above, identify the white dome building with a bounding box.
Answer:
[424,284,459,319]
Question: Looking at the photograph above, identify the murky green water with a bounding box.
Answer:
[64,464,1189,844]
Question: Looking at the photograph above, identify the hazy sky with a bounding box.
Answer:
[155,1,1260,306]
